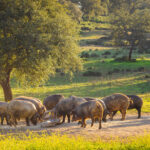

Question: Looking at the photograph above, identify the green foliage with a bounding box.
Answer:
[80,0,102,20]
[69,0,109,20]
[110,0,150,60]
[0,0,82,100]
[58,0,83,22]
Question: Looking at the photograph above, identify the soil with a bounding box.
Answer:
[0,113,150,140]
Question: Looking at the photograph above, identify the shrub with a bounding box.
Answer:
[145,74,150,78]
[114,56,129,62]
[114,56,136,62]
[90,53,99,57]
[87,67,94,70]
[83,71,102,76]
[138,67,145,72]
[113,68,120,73]
[126,69,131,72]
[80,51,90,58]
[81,27,91,31]
[107,71,113,75]
[102,51,111,56]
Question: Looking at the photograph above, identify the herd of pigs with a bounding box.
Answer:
[0,93,143,129]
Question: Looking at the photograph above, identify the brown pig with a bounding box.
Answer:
[43,94,64,110]
[112,95,143,118]
[50,96,86,123]
[7,100,39,126]
[102,93,130,121]
[72,100,103,129]
[14,96,46,120]
[84,98,109,122]
[0,102,10,125]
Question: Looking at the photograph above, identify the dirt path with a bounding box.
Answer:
[0,113,150,140]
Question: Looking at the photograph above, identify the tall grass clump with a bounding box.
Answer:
[0,132,150,150]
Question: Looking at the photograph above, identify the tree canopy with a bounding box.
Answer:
[0,0,82,101]
[110,0,150,60]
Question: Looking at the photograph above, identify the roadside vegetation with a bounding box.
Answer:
[0,133,150,150]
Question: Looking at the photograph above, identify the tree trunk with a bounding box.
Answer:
[129,47,133,61]
[0,72,13,102]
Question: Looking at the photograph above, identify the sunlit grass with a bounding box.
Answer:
[0,133,150,150]
[0,71,149,113]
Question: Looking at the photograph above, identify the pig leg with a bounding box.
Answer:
[81,118,84,127]
[81,118,86,128]
[14,118,18,125]
[83,119,86,128]
[26,117,30,126]
[112,111,118,117]
[120,109,126,121]
[137,107,141,118]
[1,116,4,125]
[98,118,102,129]
[109,112,113,121]
[62,114,66,123]
[67,114,70,123]
[91,117,94,127]
[6,116,10,125]
[11,115,17,127]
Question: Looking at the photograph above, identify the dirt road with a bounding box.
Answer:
[0,113,150,140]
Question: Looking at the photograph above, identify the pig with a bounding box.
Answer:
[14,96,41,102]
[84,98,109,122]
[50,96,86,123]
[43,94,64,110]
[112,95,143,118]
[14,96,46,120]
[0,102,10,125]
[102,93,130,121]
[72,100,103,129]
[7,100,39,126]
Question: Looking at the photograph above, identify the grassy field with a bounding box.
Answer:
[0,133,150,150]
[0,28,150,113]
[0,20,150,149]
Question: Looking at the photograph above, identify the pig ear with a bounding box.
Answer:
[129,99,133,105]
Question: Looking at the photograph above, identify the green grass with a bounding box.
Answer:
[0,133,150,150]
[84,59,150,74]
[0,28,150,113]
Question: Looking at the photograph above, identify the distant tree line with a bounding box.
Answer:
[63,0,150,60]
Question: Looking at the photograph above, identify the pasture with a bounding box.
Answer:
[0,27,150,149]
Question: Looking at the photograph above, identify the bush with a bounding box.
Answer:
[114,56,136,62]
[107,71,113,75]
[83,71,102,76]
[113,68,120,73]
[145,74,150,78]
[80,52,90,58]
[87,67,94,70]
[102,51,111,56]
[138,67,145,72]
[126,69,131,72]
[81,27,91,31]
[114,56,129,62]
[90,53,99,57]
